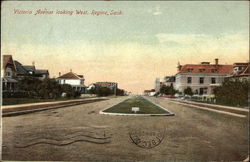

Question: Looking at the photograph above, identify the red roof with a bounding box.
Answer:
[177,64,233,74]
[144,89,155,93]
[57,72,84,79]
[233,63,249,66]
[3,55,14,69]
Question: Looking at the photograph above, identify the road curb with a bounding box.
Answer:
[99,96,175,116]
[168,100,246,118]
[3,99,107,117]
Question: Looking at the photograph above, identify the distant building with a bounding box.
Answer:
[164,76,176,88]
[175,59,233,96]
[57,70,86,93]
[87,82,118,94]
[155,78,165,93]
[2,55,18,92]
[94,82,118,89]
[14,60,49,80]
[228,62,250,81]
[144,89,155,96]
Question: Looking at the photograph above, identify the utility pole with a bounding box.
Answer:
[114,83,117,96]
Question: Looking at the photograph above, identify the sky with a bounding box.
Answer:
[1,1,249,94]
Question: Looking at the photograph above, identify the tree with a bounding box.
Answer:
[214,80,249,106]
[17,77,79,99]
[116,88,125,96]
[160,85,176,95]
[184,87,193,96]
[89,86,113,96]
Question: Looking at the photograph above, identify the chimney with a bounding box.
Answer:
[215,58,219,65]
[177,62,182,71]
[32,61,35,66]
[59,72,61,76]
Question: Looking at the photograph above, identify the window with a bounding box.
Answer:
[6,72,11,77]
[187,68,193,72]
[199,77,204,84]
[199,88,207,95]
[187,77,192,83]
[211,78,216,84]
[211,69,217,73]
[199,69,205,72]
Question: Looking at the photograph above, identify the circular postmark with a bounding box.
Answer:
[129,128,165,149]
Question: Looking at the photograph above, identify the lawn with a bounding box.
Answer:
[103,96,171,114]
[2,98,75,105]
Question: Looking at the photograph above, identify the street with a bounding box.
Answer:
[2,96,249,161]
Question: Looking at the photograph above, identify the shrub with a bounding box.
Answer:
[214,80,249,106]
[184,87,193,96]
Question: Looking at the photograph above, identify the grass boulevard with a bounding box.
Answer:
[103,96,171,114]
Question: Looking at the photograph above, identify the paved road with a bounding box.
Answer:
[2,96,248,161]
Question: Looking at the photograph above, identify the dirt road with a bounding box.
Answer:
[2,96,248,161]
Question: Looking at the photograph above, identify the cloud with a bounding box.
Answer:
[155,33,248,52]
[148,5,162,16]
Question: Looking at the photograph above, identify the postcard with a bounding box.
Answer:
[1,1,249,161]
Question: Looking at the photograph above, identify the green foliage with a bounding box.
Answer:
[184,87,193,96]
[17,77,79,99]
[160,85,176,95]
[116,88,125,96]
[89,86,114,96]
[214,80,249,106]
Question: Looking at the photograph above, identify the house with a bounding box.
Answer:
[228,62,250,81]
[57,70,86,93]
[175,59,233,96]
[94,82,118,89]
[86,82,117,94]
[2,55,18,92]
[144,89,155,96]
[164,76,176,87]
[14,60,49,80]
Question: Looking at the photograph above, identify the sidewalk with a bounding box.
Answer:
[173,99,249,112]
[2,97,108,117]
[163,98,249,118]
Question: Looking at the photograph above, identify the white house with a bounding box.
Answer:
[57,70,86,93]
[175,59,233,96]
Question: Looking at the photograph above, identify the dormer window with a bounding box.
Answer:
[199,69,205,72]
[211,69,217,73]
[187,68,193,72]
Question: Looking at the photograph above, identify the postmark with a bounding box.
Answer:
[129,128,165,149]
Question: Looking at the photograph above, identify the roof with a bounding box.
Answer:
[231,63,250,77]
[233,63,249,66]
[144,89,155,93]
[23,65,36,71]
[57,72,84,79]
[165,76,175,82]
[2,78,18,83]
[177,64,233,74]
[3,55,14,69]
[14,61,28,75]
[35,70,49,75]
